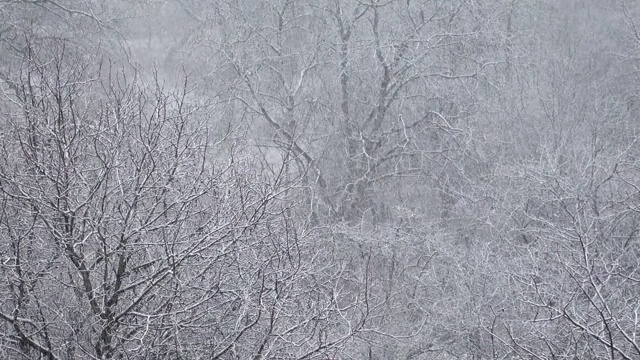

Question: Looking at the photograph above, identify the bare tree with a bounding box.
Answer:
[0,36,399,359]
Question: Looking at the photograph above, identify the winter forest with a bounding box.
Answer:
[1,0,640,359]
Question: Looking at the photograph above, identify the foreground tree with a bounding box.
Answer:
[0,39,395,359]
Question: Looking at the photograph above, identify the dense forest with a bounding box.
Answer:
[1,0,640,359]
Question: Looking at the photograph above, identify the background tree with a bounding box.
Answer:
[3,0,640,359]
